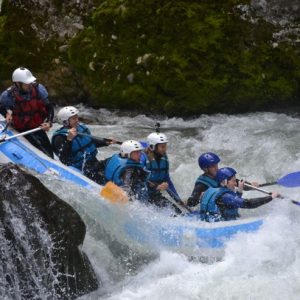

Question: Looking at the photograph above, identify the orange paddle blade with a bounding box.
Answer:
[100,181,129,204]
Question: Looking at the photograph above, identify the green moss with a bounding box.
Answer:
[68,0,300,115]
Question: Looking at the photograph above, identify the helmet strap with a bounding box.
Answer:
[220,179,228,187]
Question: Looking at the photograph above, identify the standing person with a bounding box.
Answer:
[141,132,181,208]
[0,67,54,158]
[200,167,280,222]
[104,140,149,201]
[52,106,117,184]
[187,152,220,208]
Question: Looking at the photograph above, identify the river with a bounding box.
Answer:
[22,109,300,299]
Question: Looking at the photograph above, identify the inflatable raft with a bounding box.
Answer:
[0,121,264,255]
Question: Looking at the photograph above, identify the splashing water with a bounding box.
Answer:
[5,110,300,299]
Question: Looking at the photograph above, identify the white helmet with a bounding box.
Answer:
[12,67,36,84]
[57,106,79,124]
[147,132,168,149]
[120,140,144,157]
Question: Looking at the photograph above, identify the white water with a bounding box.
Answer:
[43,110,300,299]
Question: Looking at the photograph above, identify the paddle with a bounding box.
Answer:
[0,122,9,134]
[100,180,191,214]
[148,180,191,214]
[0,127,42,143]
[243,182,300,206]
[77,132,122,145]
[100,181,129,203]
[257,171,300,188]
[165,187,192,213]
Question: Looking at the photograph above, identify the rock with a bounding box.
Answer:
[0,164,99,299]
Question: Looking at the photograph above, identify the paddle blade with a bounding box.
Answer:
[277,171,300,187]
[100,181,129,204]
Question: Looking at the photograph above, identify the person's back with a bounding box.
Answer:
[105,140,149,201]
[200,167,281,222]
[0,67,54,158]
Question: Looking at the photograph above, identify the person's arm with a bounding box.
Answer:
[120,168,134,194]
[187,183,208,207]
[241,196,273,208]
[0,90,14,118]
[37,84,54,126]
[93,138,109,148]
[217,193,273,209]
[52,134,73,165]
[45,103,54,124]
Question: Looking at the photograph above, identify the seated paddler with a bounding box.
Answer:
[200,167,281,222]
[141,132,181,208]
[52,106,117,184]
[104,140,149,201]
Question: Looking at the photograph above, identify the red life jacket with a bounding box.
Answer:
[11,85,48,131]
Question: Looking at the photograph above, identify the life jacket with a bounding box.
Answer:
[105,153,146,186]
[10,84,48,131]
[200,187,239,222]
[196,174,219,189]
[52,124,97,170]
[145,152,169,183]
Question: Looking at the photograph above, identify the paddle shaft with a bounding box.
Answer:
[77,132,122,145]
[0,122,9,134]
[148,180,192,213]
[244,182,271,195]
[244,182,300,206]
[259,182,278,187]
[0,127,42,143]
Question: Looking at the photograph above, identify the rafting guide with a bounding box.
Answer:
[0,67,54,158]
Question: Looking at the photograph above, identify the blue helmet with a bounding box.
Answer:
[216,167,237,183]
[198,152,220,170]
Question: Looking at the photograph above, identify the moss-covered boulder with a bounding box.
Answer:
[69,0,300,115]
[0,0,300,115]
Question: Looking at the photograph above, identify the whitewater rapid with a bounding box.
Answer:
[44,109,300,299]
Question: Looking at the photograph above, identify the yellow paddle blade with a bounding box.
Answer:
[100,181,129,204]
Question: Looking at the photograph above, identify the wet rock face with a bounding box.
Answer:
[0,164,99,299]
[251,0,300,23]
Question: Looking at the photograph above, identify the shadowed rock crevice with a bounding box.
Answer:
[0,163,99,299]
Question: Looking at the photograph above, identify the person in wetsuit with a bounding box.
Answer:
[200,167,281,222]
[141,132,181,208]
[187,152,220,208]
[0,67,54,158]
[52,106,117,184]
[104,140,149,201]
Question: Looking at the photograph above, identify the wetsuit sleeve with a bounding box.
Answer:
[217,193,245,208]
[0,90,14,117]
[241,196,273,208]
[187,183,208,207]
[45,103,54,123]
[52,134,73,165]
[93,138,109,148]
[37,84,54,123]
[120,168,134,194]
[140,152,147,167]
[217,193,273,209]
[37,84,49,103]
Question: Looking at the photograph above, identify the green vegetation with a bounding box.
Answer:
[1,0,300,115]
[68,0,300,115]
